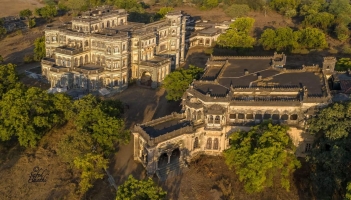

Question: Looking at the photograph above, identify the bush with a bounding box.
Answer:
[23,54,34,63]
[328,48,339,54]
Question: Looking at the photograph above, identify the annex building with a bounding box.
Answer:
[133,52,335,179]
[41,6,186,93]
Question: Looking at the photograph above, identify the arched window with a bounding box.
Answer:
[79,56,83,65]
[114,47,119,54]
[215,116,220,124]
[213,138,219,150]
[75,58,78,66]
[122,44,126,51]
[194,137,199,149]
[206,138,212,149]
[85,55,88,63]
[85,40,88,47]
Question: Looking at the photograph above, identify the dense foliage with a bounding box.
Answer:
[335,58,351,71]
[163,65,203,101]
[217,17,255,50]
[0,62,129,194]
[34,36,46,61]
[35,5,58,21]
[307,102,351,199]
[224,122,301,193]
[259,27,327,51]
[116,175,167,200]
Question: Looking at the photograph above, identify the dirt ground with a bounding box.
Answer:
[0,0,44,17]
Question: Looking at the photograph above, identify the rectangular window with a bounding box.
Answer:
[305,143,312,152]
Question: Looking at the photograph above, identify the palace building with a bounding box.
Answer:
[133,53,334,180]
[41,6,186,93]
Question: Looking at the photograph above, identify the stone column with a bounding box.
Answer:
[167,152,172,164]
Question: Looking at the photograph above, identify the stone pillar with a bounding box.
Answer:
[167,152,172,164]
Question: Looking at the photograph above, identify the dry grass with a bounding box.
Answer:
[0,0,44,18]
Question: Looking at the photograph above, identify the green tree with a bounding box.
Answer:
[335,24,350,42]
[162,65,203,101]
[37,5,58,22]
[116,175,167,200]
[34,36,46,61]
[307,102,351,199]
[224,4,250,18]
[204,0,218,9]
[224,122,301,193]
[0,63,19,99]
[217,17,255,49]
[296,27,327,49]
[327,0,351,16]
[28,18,36,28]
[347,182,351,200]
[335,58,351,71]
[19,9,33,20]
[74,153,108,194]
[269,0,300,16]
[73,95,129,154]
[302,12,334,32]
[299,0,324,16]
[0,87,68,147]
[259,27,299,51]
[155,7,173,19]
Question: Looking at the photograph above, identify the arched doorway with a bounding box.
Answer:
[194,137,199,149]
[158,153,168,168]
[140,71,152,86]
[170,148,180,164]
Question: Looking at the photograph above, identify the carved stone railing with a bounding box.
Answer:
[55,47,83,55]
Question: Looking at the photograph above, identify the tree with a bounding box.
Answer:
[302,12,334,32]
[259,27,299,51]
[224,4,250,18]
[162,65,203,101]
[269,0,300,16]
[74,153,108,194]
[73,95,129,154]
[335,24,349,42]
[327,0,351,16]
[116,175,167,200]
[335,58,351,71]
[296,27,327,49]
[0,63,19,99]
[307,102,351,199]
[19,9,33,20]
[0,55,3,63]
[217,17,255,49]
[224,122,301,193]
[155,7,173,19]
[34,36,46,61]
[28,18,36,28]
[37,5,58,22]
[299,0,324,16]
[0,87,64,147]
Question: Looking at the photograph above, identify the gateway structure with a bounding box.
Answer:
[41,6,186,92]
[133,53,334,179]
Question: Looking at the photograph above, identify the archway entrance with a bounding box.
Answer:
[158,153,168,168]
[140,71,152,86]
[170,148,180,164]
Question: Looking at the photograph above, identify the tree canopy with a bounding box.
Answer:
[224,122,301,193]
[335,58,351,71]
[116,175,167,200]
[0,63,19,99]
[217,17,255,50]
[34,36,46,61]
[307,102,351,199]
[19,9,33,19]
[259,27,327,51]
[162,65,203,101]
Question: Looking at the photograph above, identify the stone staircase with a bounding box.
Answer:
[156,160,187,181]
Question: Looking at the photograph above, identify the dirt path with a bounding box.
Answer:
[88,85,181,199]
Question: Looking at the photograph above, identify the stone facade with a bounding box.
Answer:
[41,6,186,93]
[133,53,334,178]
